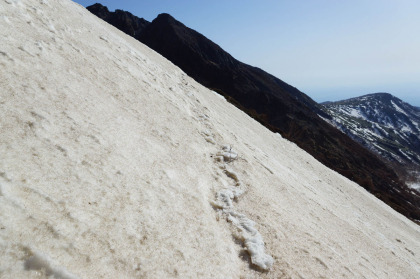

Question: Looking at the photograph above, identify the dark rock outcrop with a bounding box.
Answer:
[87,3,150,39]
[87,4,420,223]
[139,13,329,119]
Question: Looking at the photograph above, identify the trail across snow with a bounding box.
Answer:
[211,145,273,271]
[1,0,420,278]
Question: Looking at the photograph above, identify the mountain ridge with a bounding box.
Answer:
[142,12,328,118]
[322,92,420,187]
[87,3,150,39]
[323,92,420,165]
[87,3,420,222]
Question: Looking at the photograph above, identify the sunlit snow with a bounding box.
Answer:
[1,0,420,278]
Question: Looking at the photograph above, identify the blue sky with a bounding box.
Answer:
[74,0,420,106]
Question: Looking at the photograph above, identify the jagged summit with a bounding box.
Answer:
[87,3,149,39]
[87,3,109,17]
[139,12,238,73]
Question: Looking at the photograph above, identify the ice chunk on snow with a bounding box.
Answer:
[205,136,216,144]
[213,193,274,270]
[228,212,274,270]
[217,145,238,162]
[223,165,240,185]
[212,145,273,270]
[212,186,244,209]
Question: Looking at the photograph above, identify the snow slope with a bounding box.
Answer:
[1,0,419,278]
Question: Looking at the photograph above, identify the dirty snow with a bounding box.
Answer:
[1,0,420,278]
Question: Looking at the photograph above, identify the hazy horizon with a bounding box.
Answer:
[74,0,420,106]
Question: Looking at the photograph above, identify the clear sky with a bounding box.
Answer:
[74,0,420,106]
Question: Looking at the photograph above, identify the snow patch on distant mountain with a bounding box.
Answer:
[408,182,420,191]
[391,100,409,117]
[322,93,420,167]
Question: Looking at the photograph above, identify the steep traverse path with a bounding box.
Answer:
[189,90,274,270]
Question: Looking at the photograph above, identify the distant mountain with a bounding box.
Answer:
[87,4,420,222]
[322,93,420,168]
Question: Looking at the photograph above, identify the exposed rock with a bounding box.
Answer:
[87,3,150,39]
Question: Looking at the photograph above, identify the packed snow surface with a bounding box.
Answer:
[1,0,420,278]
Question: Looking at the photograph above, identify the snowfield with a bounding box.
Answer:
[1,0,419,278]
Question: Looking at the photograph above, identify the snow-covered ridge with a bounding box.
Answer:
[322,93,420,167]
[1,1,420,278]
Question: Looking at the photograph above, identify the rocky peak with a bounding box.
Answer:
[87,4,150,39]
[155,13,176,22]
[85,3,110,19]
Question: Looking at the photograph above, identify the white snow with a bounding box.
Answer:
[211,145,273,270]
[391,100,409,117]
[1,0,420,278]
[217,144,238,162]
[401,125,413,133]
[408,183,420,191]
[399,149,414,161]
[211,90,226,101]
[348,107,364,119]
